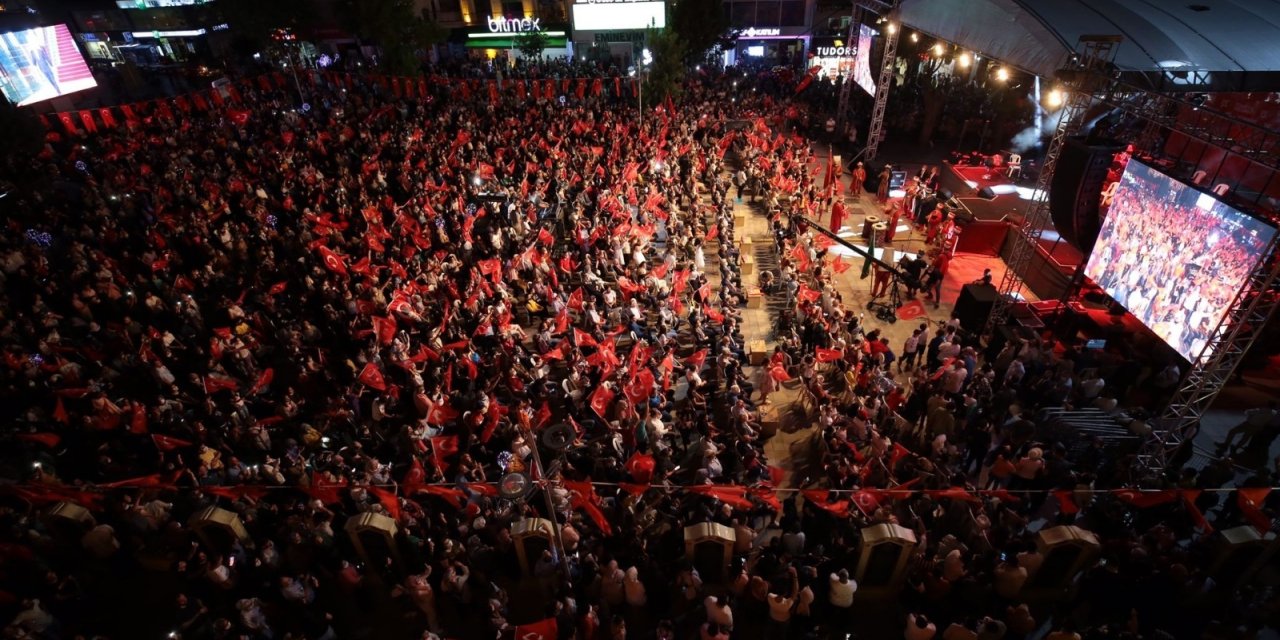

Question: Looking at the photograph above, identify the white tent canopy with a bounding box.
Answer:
[897,0,1280,91]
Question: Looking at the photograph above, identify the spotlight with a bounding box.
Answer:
[957,52,970,68]
[910,33,918,43]
[995,67,1009,82]
[933,43,944,56]
[1046,88,1064,107]
[886,23,896,34]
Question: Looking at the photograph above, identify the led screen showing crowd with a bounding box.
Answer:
[1083,160,1276,360]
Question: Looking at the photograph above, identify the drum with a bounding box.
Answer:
[862,215,881,240]
[872,222,888,244]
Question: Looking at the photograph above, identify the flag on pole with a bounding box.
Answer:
[860,229,876,280]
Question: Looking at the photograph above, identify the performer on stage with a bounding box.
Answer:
[851,162,867,195]
[926,205,944,245]
[830,198,848,232]
[877,165,891,203]
[885,205,901,243]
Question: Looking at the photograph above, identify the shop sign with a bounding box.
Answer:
[488,15,542,32]
[815,46,854,57]
[741,27,781,37]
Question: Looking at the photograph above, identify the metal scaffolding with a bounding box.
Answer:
[834,3,865,134]
[1138,245,1280,479]
[862,0,900,162]
[983,36,1122,334]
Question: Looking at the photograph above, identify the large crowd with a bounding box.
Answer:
[0,58,1277,640]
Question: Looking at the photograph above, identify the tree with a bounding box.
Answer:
[644,28,688,104]
[669,0,729,64]
[339,0,447,75]
[515,31,549,61]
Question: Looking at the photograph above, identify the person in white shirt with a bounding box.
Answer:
[829,568,856,608]
[767,566,800,635]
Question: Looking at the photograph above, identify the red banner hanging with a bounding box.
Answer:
[78,110,97,133]
[97,107,117,128]
[57,112,78,135]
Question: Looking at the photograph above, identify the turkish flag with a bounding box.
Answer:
[798,284,822,304]
[372,316,397,345]
[625,452,655,484]
[706,224,719,241]
[307,471,347,505]
[426,400,459,426]
[624,369,655,405]
[204,374,239,395]
[1180,489,1212,534]
[368,486,401,521]
[316,245,349,276]
[889,442,912,469]
[802,490,851,517]
[831,256,851,274]
[250,368,274,394]
[769,364,791,382]
[589,385,614,422]
[16,433,62,448]
[815,348,843,363]
[688,485,754,510]
[685,349,708,368]
[268,281,287,295]
[129,403,148,434]
[574,328,597,348]
[515,618,558,640]
[52,397,69,424]
[568,287,585,312]
[1053,490,1080,516]
[1238,487,1272,534]
[851,490,881,516]
[1113,489,1179,509]
[151,433,194,451]
[430,435,460,470]
[358,363,386,391]
[927,486,982,503]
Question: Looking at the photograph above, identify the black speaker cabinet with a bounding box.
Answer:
[685,523,736,584]
[856,523,918,595]
[1024,525,1100,599]
[955,283,999,334]
[1050,138,1123,253]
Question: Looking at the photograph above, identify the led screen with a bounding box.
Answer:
[1083,160,1276,360]
[0,24,97,106]
[571,2,666,31]
[854,24,876,96]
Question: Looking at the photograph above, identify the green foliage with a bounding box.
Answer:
[516,31,549,60]
[644,28,687,103]
[669,0,729,63]
[339,0,448,75]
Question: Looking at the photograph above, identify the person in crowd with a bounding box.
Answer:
[0,56,1270,640]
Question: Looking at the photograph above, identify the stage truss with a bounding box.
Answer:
[1138,242,1280,479]
[984,36,1122,333]
[863,0,900,162]
[970,38,1280,479]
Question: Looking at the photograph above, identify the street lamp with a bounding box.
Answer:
[639,46,652,128]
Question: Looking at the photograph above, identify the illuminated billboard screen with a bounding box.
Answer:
[854,24,875,96]
[0,24,97,106]
[571,1,666,31]
[1083,160,1276,360]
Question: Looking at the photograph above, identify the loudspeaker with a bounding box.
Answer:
[856,523,917,594]
[955,284,999,334]
[189,506,249,552]
[684,522,736,583]
[345,512,401,566]
[1024,525,1100,598]
[977,186,998,200]
[44,501,95,542]
[1050,138,1123,253]
[512,518,556,576]
[1209,525,1270,587]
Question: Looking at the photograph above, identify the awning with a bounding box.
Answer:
[465,36,568,49]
